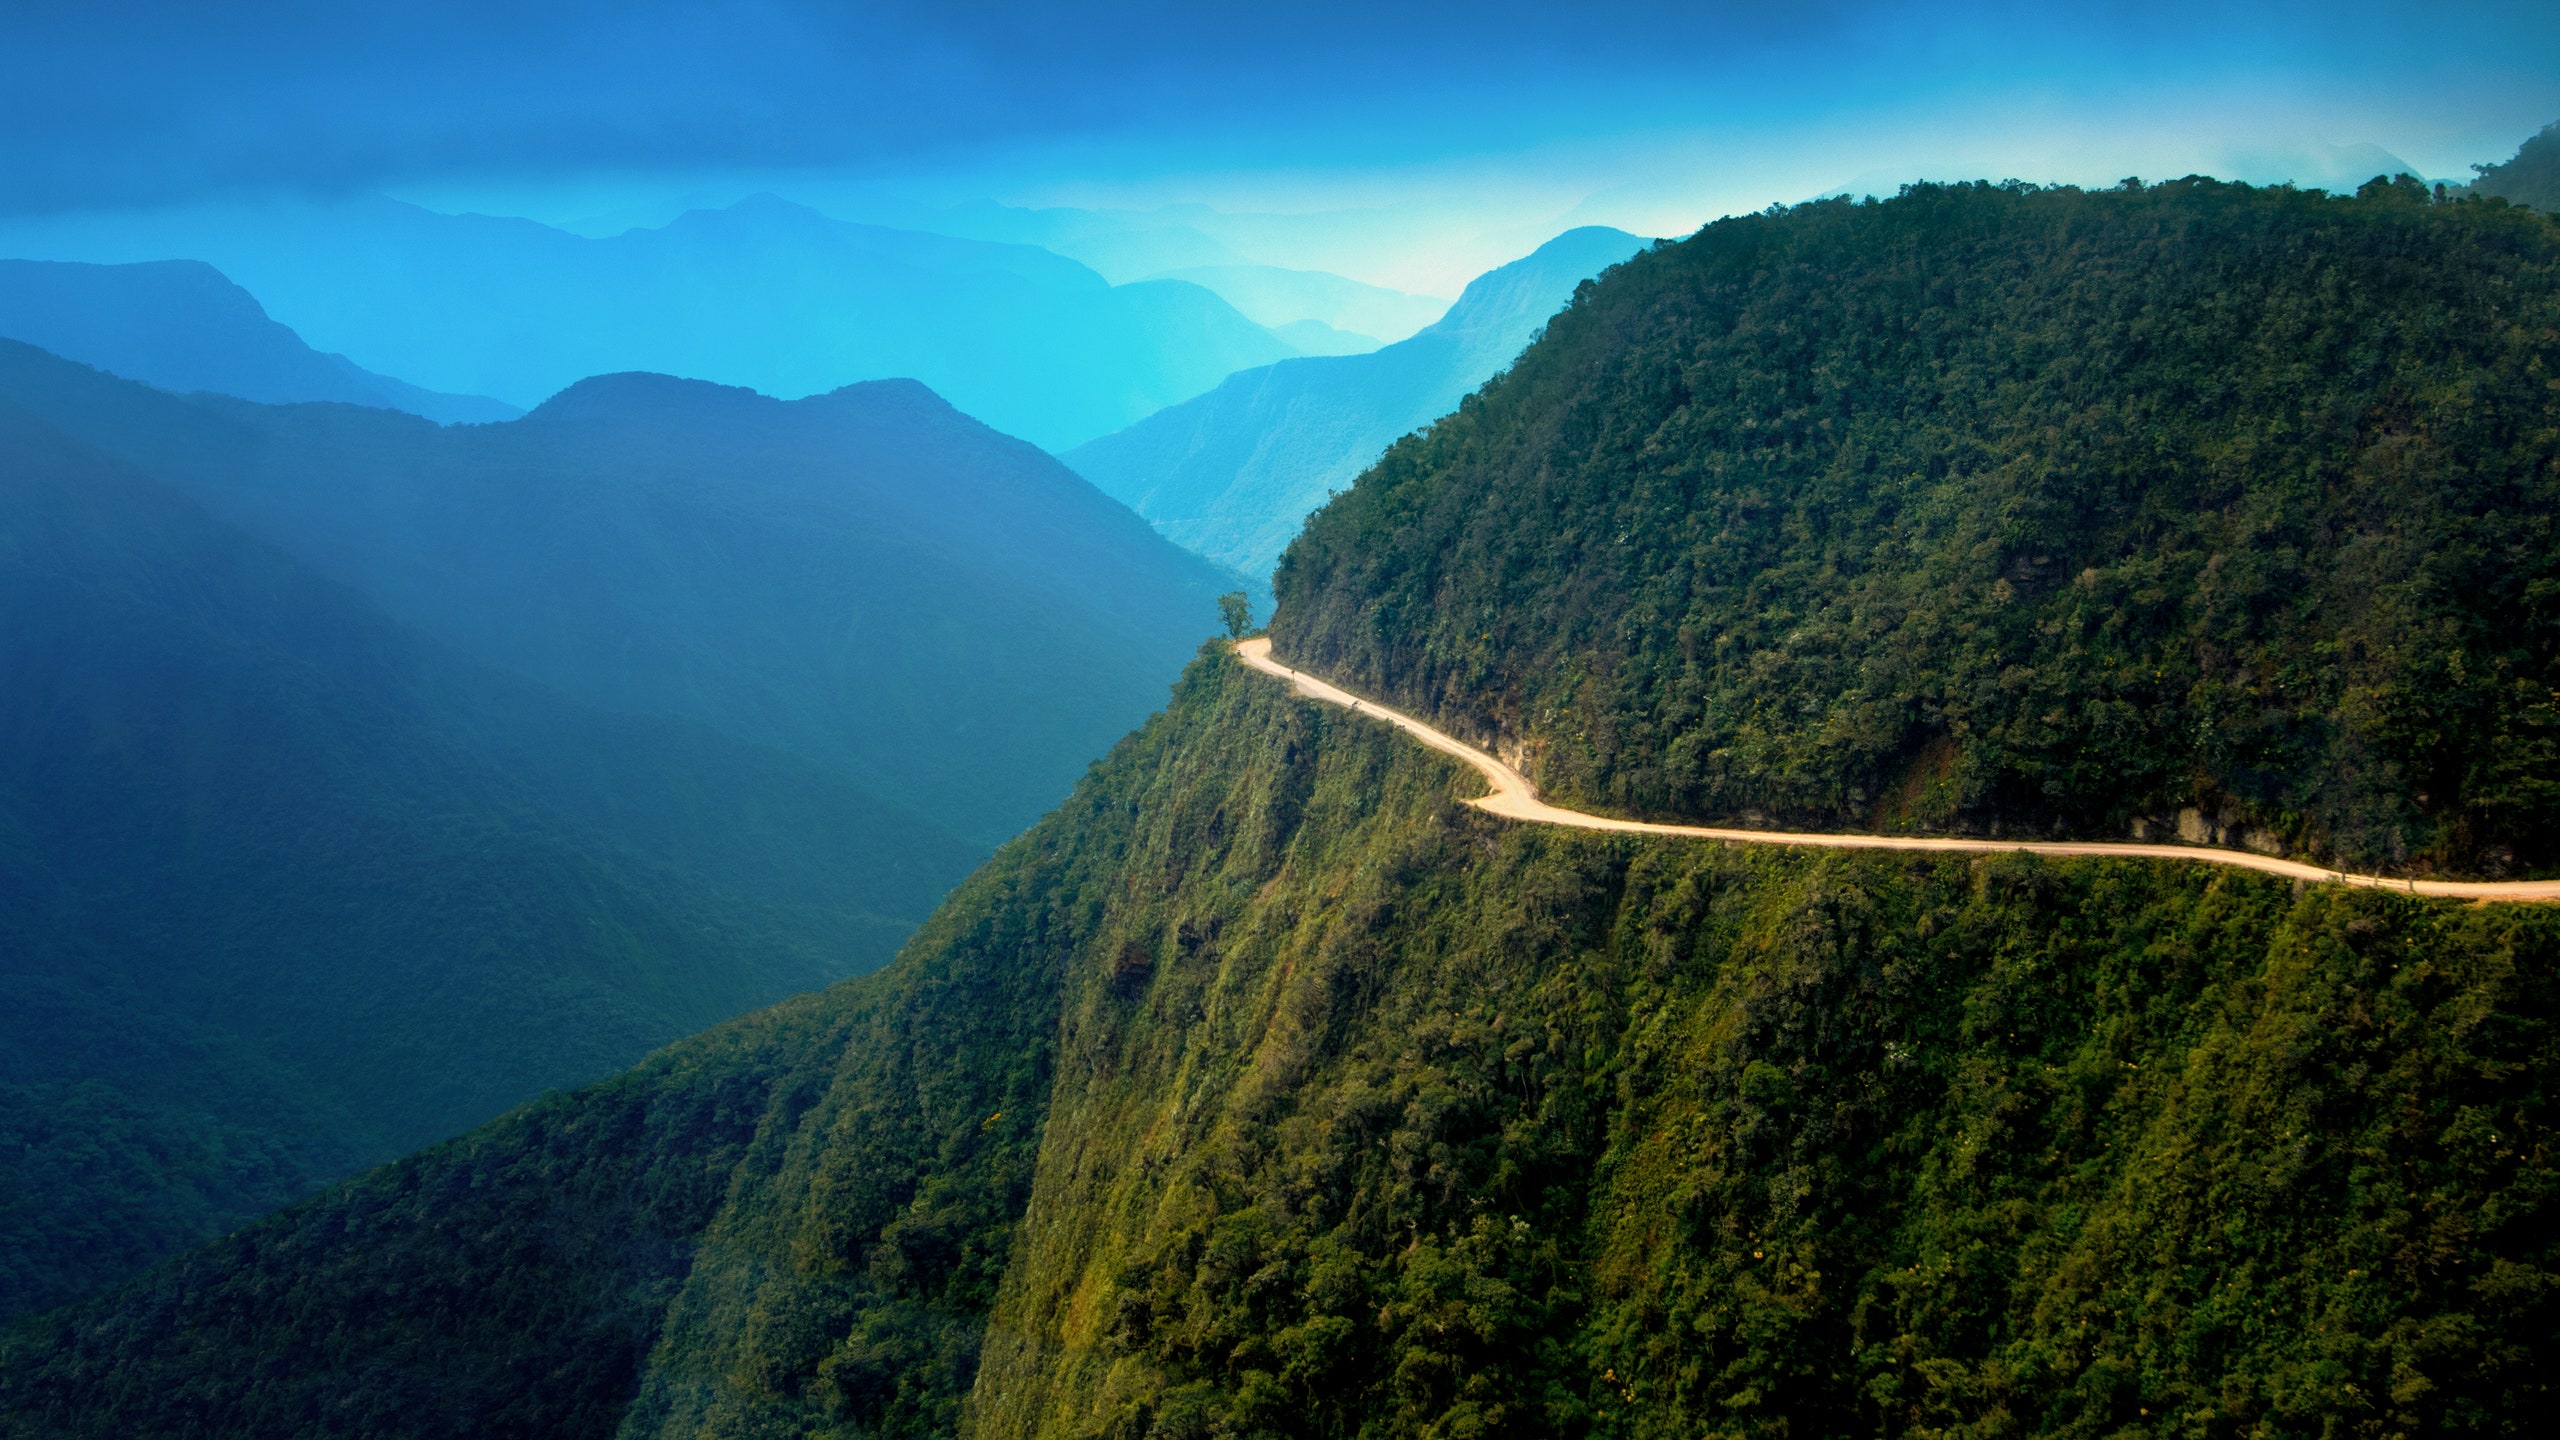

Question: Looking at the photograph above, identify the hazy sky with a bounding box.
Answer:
[5,1,2555,292]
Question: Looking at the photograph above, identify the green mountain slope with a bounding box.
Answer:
[1275,178,2560,878]
[1066,228,1645,578]
[0,399,979,1320]
[0,346,1241,844]
[0,258,518,423]
[8,651,2552,1439]
[2470,121,2560,213]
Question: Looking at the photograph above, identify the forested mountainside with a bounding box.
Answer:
[0,346,1239,844]
[0,259,518,423]
[0,399,979,1320]
[8,649,2552,1440]
[1276,178,2560,879]
[1067,228,1645,577]
[2470,122,2559,213]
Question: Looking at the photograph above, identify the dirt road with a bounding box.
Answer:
[1234,637,2560,903]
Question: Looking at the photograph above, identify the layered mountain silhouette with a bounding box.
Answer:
[0,258,517,424]
[0,344,1241,845]
[0,390,981,1319]
[1066,227,1647,576]
[924,198,1255,280]
[1138,263,1446,344]
[18,195,1299,449]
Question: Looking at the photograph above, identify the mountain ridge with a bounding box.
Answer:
[1066,226,1647,577]
[0,194,1299,449]
[0,343,1242,844]
[1138,263,1445,343]
[0,394,980,1318]
[0,257,517,424]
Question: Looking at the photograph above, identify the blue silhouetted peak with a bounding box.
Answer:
[521,372,1005,457]
[526,371,779,424]
[0,257,518,424]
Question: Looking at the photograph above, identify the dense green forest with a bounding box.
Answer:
[1274,177,2560,878]
[7,651,2552,1438]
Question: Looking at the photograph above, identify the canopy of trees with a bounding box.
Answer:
[1277,177,2560,878]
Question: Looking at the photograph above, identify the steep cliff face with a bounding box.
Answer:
[963,668,2559,1440]
[12,652,2554,1439]
[0,650,1392,1438]
[621,651,1434,1440]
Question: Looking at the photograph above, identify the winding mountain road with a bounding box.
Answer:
[1235,637,2560,904]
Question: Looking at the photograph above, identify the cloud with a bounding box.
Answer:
[0,0,2550,215]
[0,1,1848,211]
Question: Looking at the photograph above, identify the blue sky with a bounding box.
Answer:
[5,1,2555,292]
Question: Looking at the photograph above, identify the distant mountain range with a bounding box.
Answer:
[1258,317,1387,357]
[0,370,985,1319]
[924,198,1255,278]
[1066,226,1648,577]
[0,195,1301,450]
[919,205,1451,343]
[919,197,1522,299]
[0,335,1238,1318]
[0,345,1240,845]
[0,258,517,424]
[909,199,1471,345]
[1140,263,1447,345]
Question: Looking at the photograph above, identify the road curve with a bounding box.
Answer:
[1234,637,2560,904]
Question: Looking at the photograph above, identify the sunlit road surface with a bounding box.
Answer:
[1234,637,2560,904]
